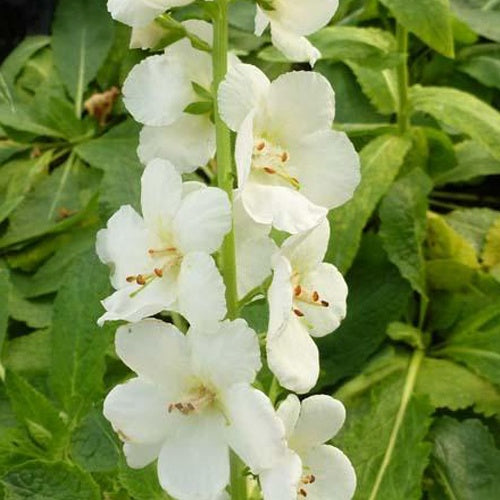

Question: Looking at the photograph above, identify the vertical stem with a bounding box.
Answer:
[212,2,247,499]
[213,0,239,320]
[396,23,409,135]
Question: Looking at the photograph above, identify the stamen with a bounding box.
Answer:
[168,386,215,416]
[294,285,302,297]
[136,274,146,285]
[312,291,319,302]
[295,285,330,308]
[294,308,305,317]
[281,151,289,162]
[256,141,265,151]
[154,268,163,278]
[321,300,329,307]
[299,489,308,497]
[302,474,316,485]
[148,247,177,256]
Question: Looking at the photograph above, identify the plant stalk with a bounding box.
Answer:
[396,23,410,135]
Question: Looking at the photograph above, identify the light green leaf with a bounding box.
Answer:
[4,330,51,377]
[50,251,113,420]
[52,0,114,116]
[410,85,500,160]
[119,463,168,500]
[459,53,500,89]
[482,217,500,274]
[430,418,500,500]
[379,168,433,296]
[2,460,100,499]
[379,0,454,56]
[387,322,425,349]
[451,0,500,42]
[0,265,9,369]
[327,134,411,273]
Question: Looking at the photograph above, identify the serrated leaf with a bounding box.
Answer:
[410,85,500,160]
[4,330,51,376]
[430,418,500,499]
[336,366,433,500]
[50,251,113,420]
[379,168,433,297]
[118,462,168,500]
[52,0,114,116]
[327,134,411,273]
[379,0,454,56]
[2,460,100,499]
[415,357,500,415]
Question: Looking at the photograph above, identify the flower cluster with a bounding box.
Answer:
[99,1,359,499]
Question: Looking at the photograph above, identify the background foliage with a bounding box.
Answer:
[0,0,499,498]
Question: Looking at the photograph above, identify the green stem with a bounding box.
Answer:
[396,23,410,135]
[213,0,239,321]
[230,451,248,500]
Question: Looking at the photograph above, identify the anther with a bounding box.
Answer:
[126,276,136,283]
[264,167,276,174]
[312,291,319,302]
[294,308,305,317]
[256,142,265,151]
[281,152,289,162]
[154,268,163,278]
[321,300,329,307]
[136,274,146,285]
[302,475,316,484]
[294,285,302,297]
[299,489,308,497]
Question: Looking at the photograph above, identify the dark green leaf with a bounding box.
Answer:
[4,330,51,376]
[0,265,9,369]
[118,462,168,500]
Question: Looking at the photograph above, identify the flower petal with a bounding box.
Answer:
[300,445,356,500]
[218,63,270,131]
[276,394,301,440]
[123,55,191,126]
[224,384,286,473]
[138,115,215,173]
[174,187,231,254]
[98,275,177,326]
[115,319,190,391]
[289,130,360,210]
[271,23,321,66]
[265,71,334,142]
[290,396,346,452]
[103,378,170,444]
[254,6,270,36]
[260,449,302,500]
[267,314,319,394]
[241,182,327,234]
[298,263,348,337]
[280,219,330,275]
[141,159,182,231]
[130,22,165,49]
[96,205,150,289]
[176,252,226,326]
[107,0,169,27]
[157,413,230,500]
[189,319,261,388]
[123,441,163,469]
[268,255,294,335]
[235,111,255,188]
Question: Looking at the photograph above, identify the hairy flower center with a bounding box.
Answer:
[252,138,299,189]
[168,385,216,416]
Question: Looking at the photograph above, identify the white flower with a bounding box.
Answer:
[234,193,277,300]
[260,394,356,500]
[130,22,165,50]
[104,318,287,500]
[124,20,217,173]
[96,159,231,327]
[255,0,339,66]
[218,64,360,234]
[107,0,194,28]
[267,220,348,393]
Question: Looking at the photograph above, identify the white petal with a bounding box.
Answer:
[189,319,261,388]
[96,205,150,289]
[260,449,302,500]
[265,71,334,142]
[255,6,270,36]
[233,193,272,241]
[267,314,319,394]
[157,413,230,500]
[224,384,286,473]
[130,22,165,49]
[174,187,231,254]
[280,219,330,274]
[182,19,213,45]
[271,0,338,36]
[98,276,177,326]
[301,445,356,500]
[218,63,270,131]
[107,0,169,27]
[290,396,346,452]
[176,252,226,326]
[103,378,170,444]
[268,255,293,335]
[123,441,163,469]
[270,23,321,66]
[276,394,301,440]
[242,182,327,234]
[289,130,361,210]
[115,319,190,391]
[138,115,215,173]
[297,263,348,338]
[123,55,191,126]
[141,159,182,231]
[235,112,255,188]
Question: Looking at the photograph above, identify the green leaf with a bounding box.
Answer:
[119,462,168,500]
[70,409,119,472]
[183,100,213,115]
[451,0,500,42]
[379,168,433,296]
[8,288,52,329]
[52,0,114,116]
[337,365,433,500]
[459,53,500,89]
[387,322,425,349]
[4,330,51,376]
[2,460,100,499]
[75,120,142,218]
[410,85,500,160]
[379,0,454,56]
[50,251,113,420]
[0,265,9,362]
[319,235,412,386]
[430,418,500,500]
[482,217,500,275]
[327,134,411,273]
[415,357,500,415]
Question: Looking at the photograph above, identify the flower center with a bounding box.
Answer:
[167,385,216,416]
[292,284,329,318]
[297,474,316,497]
[252,138,299,189]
